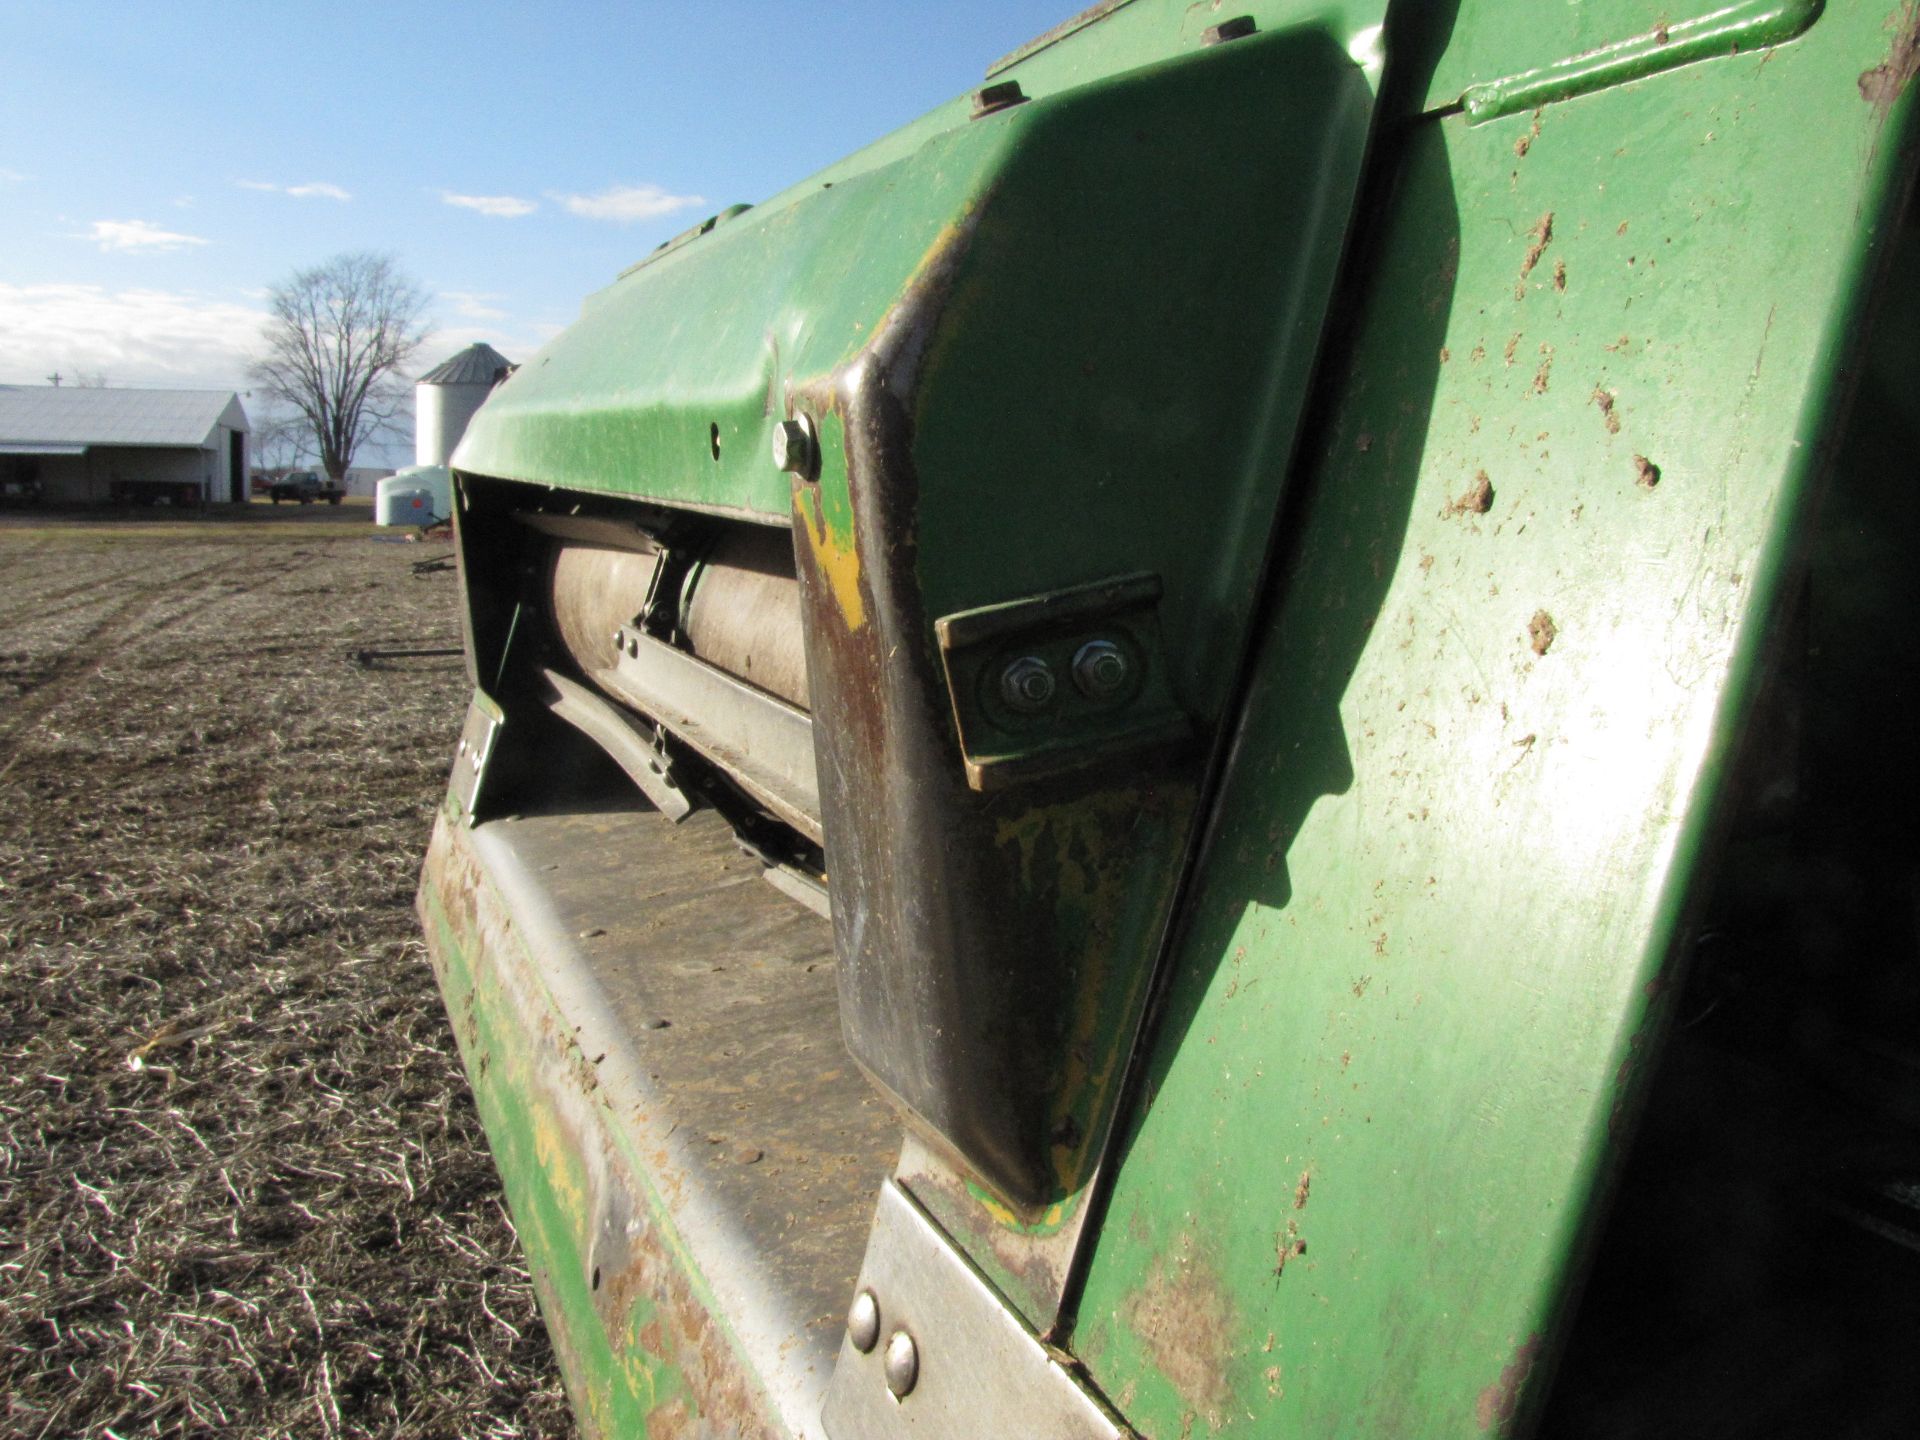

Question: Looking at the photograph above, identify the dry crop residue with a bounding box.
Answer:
[1444,471,1495,519]
[0,517,574,1439]
[1514,212,1555,299]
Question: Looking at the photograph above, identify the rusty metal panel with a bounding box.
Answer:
[419,801,897,1436]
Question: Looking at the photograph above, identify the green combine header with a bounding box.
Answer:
[418,2,1920,1434]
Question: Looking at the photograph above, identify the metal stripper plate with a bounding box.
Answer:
[450,689,504,825]
[822,1180,1130,1440]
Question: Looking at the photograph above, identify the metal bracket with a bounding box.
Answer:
[822,1180,1131,1440]
[539,667,694,822]
[606,627,821,843]
[934,572,1191,791]
[450,689,505,826]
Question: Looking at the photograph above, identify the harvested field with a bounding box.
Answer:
[0,514,575,1439]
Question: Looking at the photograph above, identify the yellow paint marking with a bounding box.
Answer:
[796,490,867,632]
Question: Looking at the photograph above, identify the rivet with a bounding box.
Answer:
[999,656,1057,714]
[771,415,819,480]
[847,1289,881,1353]
[1202,15,1257,45]
[971,80,1027,118]
[883,1329,918,1398]
[1072,639,1131,699]
[626,636,640,659]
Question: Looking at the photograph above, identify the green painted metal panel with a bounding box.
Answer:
[1069,6,1918,1437]
[454,0,1394,528]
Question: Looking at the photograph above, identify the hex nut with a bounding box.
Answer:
[771,416,818,480]
[971,80,1027,118]
[1071,639,1131,699]
[999,656,1057,714]
[883,1329,919,1398]
[1202,15,1257,45]
[847,1289,881,1354]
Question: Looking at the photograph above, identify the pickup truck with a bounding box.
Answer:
[268,470,343,505]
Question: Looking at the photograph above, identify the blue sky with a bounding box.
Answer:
[0,0,1069,452]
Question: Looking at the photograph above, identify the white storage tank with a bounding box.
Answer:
[415,342,512,468]
[376,464,452,527]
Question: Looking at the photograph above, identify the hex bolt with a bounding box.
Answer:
[1202,15,1257,45]
[1072,639,1131,699]
[883,1329,919,1399]
[771,416,818,480]
[999,656,1057,714]
[847,1289,881,1354]
[971,80,1027,119]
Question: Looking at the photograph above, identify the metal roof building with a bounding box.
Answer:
[0,385,251,506]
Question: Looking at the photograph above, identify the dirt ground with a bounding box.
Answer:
[0,511,576,1438]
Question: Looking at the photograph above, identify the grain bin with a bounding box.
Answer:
[415,343,512,469]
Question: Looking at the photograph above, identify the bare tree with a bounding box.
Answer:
[252,411,318,472]
[249,253,430,484]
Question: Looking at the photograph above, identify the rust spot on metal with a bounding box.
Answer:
[1528,611,1557,656]
[1293,1169,1311,1210]
[1632,454,1662,490]
[1860,3,1920,114]
[1125,1239,1236,1427]
[1475,1332,1541,1431]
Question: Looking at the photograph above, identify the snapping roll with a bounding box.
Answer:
[543,524,820,843]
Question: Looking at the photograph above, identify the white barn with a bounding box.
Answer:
[0,386,251,506]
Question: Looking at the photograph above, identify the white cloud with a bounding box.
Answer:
[551,183,704,223]
[79,219,209,253]
[0,167,27,183]
[442,190,537,218]
[441,290,508,321]
[0,283,266,389]
[237,180,351,201]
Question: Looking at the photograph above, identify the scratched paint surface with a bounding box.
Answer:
[1071,7,1917,1437]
